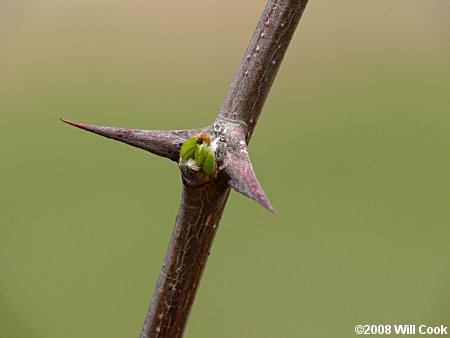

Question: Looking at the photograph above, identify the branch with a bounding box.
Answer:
[141,175,230,337]
[218,0,308,141]
[61,0,309,337]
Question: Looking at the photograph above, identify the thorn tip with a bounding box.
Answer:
[225,141,276,213]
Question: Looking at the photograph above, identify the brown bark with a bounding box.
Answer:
[218,0,309,141]
[142,175,230,337]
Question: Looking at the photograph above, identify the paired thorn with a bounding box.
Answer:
[61,118,275,213]
[60,118,196,162]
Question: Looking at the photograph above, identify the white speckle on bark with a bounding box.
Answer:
[239,140,248,154]
[205,214,212,226]
[210,137,219,151]
[186,158,201,171]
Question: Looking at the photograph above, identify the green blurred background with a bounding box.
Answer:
[1,1,449,337]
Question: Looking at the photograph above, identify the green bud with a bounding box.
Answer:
[180,137,198,161]
[202,149,216,176]
[194,143,209,166]
[181,134,216,176]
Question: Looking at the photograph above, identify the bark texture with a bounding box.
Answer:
[142,175,230,337]
[218,0,308,141]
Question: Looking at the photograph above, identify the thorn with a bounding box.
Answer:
[224,142,276,213]
[60,118,197,162]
